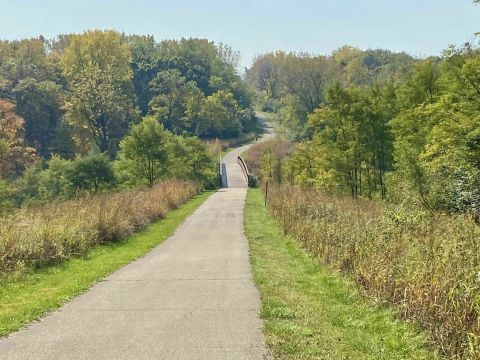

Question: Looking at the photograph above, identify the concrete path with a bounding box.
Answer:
[0,115,273,360]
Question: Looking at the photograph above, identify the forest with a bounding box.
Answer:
[0,30,256,209]
[247,45,479,217]
[245,42,480,357]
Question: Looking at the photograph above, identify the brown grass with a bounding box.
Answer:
[0,180,198,277]
[267,184,480,359]
[205,133,257,156]
[244,139,293,177]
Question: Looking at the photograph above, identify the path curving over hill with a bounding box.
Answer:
[221,113,276,188]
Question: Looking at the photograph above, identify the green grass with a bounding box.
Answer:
[0,191,213,337]
[244,189,436,359]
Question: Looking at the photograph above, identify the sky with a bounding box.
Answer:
[0,0,479,69]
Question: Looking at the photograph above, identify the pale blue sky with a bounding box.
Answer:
[0,0,478,68]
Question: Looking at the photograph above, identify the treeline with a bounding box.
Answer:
[0,31,254,210]
[247,44,480,218]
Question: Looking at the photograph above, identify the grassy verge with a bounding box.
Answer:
[0,191,212,337]
[244,189,435,359]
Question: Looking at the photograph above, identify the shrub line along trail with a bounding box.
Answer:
[0,114,274,360]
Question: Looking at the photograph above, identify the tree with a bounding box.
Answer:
[174,136,217,186]
[127,35,161,115]
[69,152,115,193]
[61,30,138,156]
[116,116,174,187]
[37,155,73,200]
[157,39,213,94]
[51,120,76,159]
[197,91,243,138]
[0,38,55,97]
[246,53,281,98]
[0,99,36,178]
[281,54,339,114]
[13,78,63,157]
[297,83,394,198]
[388,44,480,215]
[398,59,442,108]
[149,69,202,134]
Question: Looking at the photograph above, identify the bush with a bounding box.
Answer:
[247,173,258,188]
[267,185,480,359]
[69,152,116,192]
[0,180,198,277]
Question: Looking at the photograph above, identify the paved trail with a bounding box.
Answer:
[0,114,273,360]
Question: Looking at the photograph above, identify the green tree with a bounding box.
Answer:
[197,91,244,138]
[37,155,73,200]
[300,83,394,198]
[13,78,63,157]
[116,116,174,187]
[175,136,217,186]
[61,30,138,155]
[127,35,161,115]
[51,120,76,159]
[149,69,203,134]
[398,59,442,108]
[0,38,55,96]
[69,152,115,193]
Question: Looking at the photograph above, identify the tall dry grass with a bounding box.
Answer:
[206,133,257,156]
[267,184,480,359]
[0,180,198,277]
[244,138,293,177]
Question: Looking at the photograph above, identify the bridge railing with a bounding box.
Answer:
[220,162,228,188]
[237,155,249,184]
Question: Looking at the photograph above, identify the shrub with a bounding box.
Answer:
[69,152,116,192]
[247,173,258,188]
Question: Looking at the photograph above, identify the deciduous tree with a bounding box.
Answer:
[61,30,138,156]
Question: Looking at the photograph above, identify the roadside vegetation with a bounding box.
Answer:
[0,180,198,278]
[0,190,212,336]
[245,188,434,359]
[265,185,479,358]
[244,3,480,357]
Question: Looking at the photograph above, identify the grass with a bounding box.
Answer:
[266,185,480,358]
[0,190,212,337]
[0,181,198,276]
[244,188,435,359]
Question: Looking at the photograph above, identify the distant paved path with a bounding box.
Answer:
[0,114,274,360]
